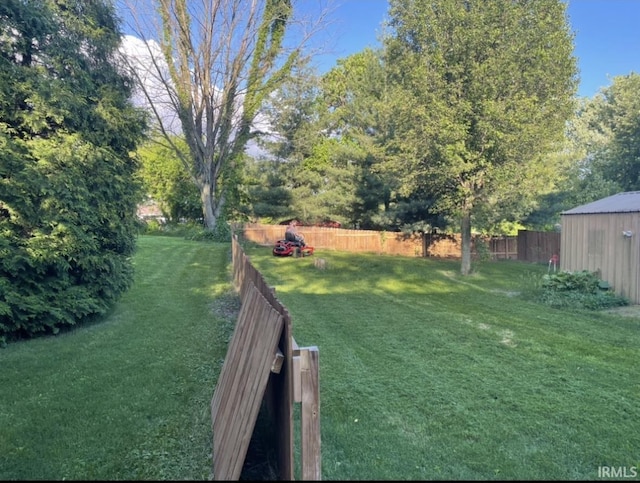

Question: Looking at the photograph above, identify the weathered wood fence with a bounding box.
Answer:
[210,234,321,480]
[239,223,558,262]
[422,233,518,259]
[240,223,424,257]
[516,229,561,264]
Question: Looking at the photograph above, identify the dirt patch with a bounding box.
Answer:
[210,291,242,320]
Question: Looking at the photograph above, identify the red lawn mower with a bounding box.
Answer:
[272,239,314,257]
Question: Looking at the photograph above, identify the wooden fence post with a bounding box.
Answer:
[299,346,321,480]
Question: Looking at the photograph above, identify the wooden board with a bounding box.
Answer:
[211,281,284,480]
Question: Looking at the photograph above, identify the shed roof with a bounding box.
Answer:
[562,191,640,215]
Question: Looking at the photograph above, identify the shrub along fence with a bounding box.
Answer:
[210,234,321,480]
[239,223,557,262]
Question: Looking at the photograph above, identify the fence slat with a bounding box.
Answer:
[517,230,561,263]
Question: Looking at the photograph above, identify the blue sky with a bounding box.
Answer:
[312,0,640,98]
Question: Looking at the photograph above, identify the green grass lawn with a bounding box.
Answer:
[0,236,237,480]
[243,244,640,480]
[2,236,638,480]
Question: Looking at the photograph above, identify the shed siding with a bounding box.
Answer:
[561,213,640,303]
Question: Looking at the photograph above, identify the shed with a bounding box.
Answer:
[561,191,640,304]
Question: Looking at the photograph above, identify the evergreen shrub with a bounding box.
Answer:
[0,0,146,343]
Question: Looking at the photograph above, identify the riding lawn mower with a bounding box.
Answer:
[272,239,314,257]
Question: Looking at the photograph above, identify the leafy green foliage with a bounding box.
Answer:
[252,54,399,229]
[525,74,640,229]
[539,270,629,310]
[382,0,578,274]
[249,69,360,226]
[543,270,601,292]
[196,216,232,243]
[254,1,578,248]
[136,137,201,222]
[242,158,294,222]
[0,0,147,343]
[590,73,640,191]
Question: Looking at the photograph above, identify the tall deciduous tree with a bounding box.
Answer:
[119,0,328,231]
[383,0,577,274]
[0,0,147,342]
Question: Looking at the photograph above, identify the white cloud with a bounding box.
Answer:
[119,35,182,135]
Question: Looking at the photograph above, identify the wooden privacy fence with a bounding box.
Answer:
[240,223,424,257]
[422,233,518,259]
[210,234,321,480]
[239,223,546,260]
[516,229,561,264]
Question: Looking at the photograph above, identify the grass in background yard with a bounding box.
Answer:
[0,236,237,480]
[243,244,640,480]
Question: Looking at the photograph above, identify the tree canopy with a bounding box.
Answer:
[381,0,577,273]
[524,72,640,228]
[248,63,370,227]
[245,0,578,255]
[592,73,640,191]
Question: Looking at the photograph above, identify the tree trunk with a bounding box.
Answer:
[460,210,472,275]
[200,182,218,231]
